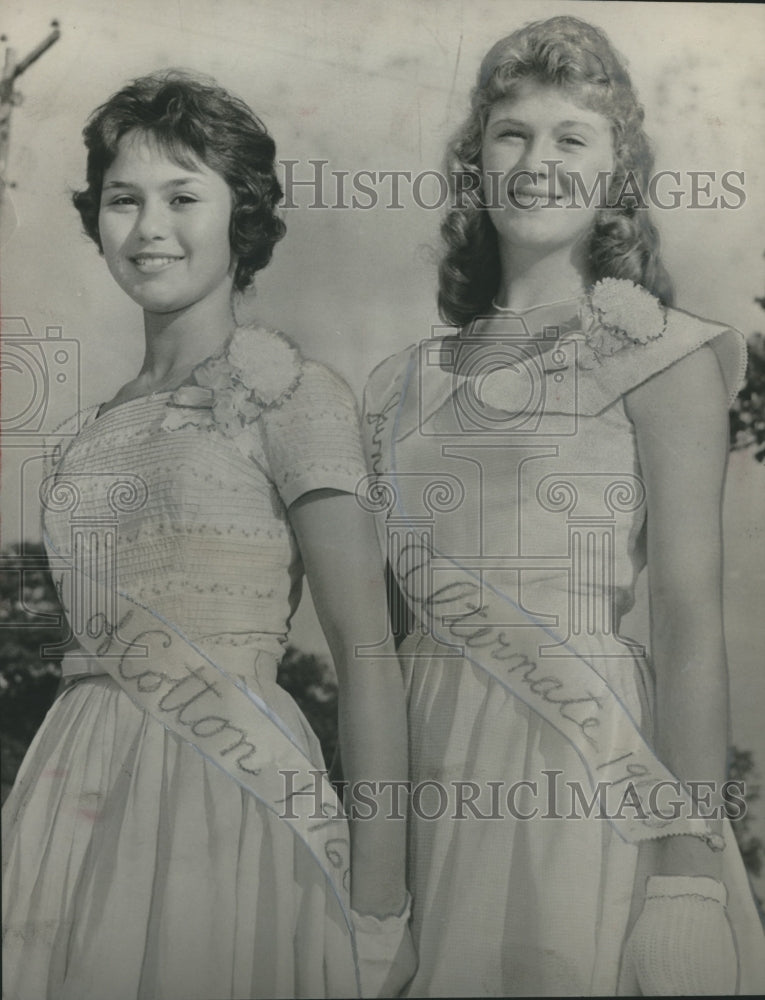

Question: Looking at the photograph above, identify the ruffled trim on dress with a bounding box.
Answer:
[160,325,304,456]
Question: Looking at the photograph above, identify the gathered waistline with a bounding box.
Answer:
[60,644,283,685]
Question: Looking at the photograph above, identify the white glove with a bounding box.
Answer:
[622,875,738,996]
[352,893,417,998]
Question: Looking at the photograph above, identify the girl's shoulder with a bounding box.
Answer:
[569,279,747,415]
[195,322,304,410]
[161,323,361,454]
[205,323,357,412]
[198,326,366,505]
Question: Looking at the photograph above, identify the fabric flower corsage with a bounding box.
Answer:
[160,385,216,432]
[160,325,303,444]
[572,278,667,369]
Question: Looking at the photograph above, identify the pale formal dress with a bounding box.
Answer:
[363,290,765,997]
[3,326,366,1000]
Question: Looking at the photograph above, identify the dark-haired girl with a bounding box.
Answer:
[363,17,765,996]
[2,71,413,1000]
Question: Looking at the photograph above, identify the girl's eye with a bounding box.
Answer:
[559,136,586,148]
[172,195,198,205]
[498,129,526,140]
[106,195,138,208]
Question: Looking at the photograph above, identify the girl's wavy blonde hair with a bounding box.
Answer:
[438,16,673,327]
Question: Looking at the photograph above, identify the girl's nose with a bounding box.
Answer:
[506,140,564,206]
[515,136,558,181]
[135,200,170,241]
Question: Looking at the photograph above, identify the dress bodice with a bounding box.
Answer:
[42,326,367,663]
[363,284,746,637]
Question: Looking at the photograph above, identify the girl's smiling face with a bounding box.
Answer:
[98,131,236,316]
[481,81,614,254]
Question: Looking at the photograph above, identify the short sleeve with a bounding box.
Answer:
[260,360,368,507]
[362,346,417,470]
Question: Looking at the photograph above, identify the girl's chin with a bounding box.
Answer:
[493,222,593,255]
[490,211,595,248]
[121,293,191,315]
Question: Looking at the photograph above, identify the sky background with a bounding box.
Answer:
[2,0,764,880]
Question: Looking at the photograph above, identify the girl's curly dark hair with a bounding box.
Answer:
[72,70,286,293]
[439,16,674,327]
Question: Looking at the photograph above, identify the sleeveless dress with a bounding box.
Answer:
[362,282,765,997]
[2,326,366,1000]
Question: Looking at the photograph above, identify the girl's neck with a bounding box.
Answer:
[141,293,237,380]
[493,241,588,313]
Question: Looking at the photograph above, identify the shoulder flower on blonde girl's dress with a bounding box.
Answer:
[571,278,667,369]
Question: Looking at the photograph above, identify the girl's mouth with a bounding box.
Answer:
[130,255,184,273]
[511,188,564,208]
